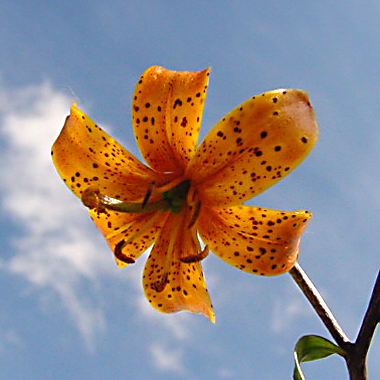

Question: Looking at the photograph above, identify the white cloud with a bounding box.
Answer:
[0,79,202,353]
[271,288,312,334]
[0,327,24,355]
[0,80,115,350]
[217,368,237,379]
[149,343,185,374]
[136,295,192,341]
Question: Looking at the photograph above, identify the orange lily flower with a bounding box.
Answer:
[51,66,318,322]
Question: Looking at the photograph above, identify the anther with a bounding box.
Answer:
[151,272,169,293]
[142,181,155,208]
[114,240,136,264]
[180,245,209,263]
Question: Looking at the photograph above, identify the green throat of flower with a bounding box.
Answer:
[81,179,207,272]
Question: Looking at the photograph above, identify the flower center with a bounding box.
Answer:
[161,179,191,213]
[81,179,208,272]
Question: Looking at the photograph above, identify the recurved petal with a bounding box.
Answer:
[89,209,169,268]
[197,205,312,276]
[186,89,318,206]
[51,103,170,202]
[143,212,215,322]
[133,66,210,173]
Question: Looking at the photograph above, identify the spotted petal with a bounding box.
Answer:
[89,209,169,268]
[197,205,311,276]
[143,212,215,322]
[133,66,210,173]
[186,89,318,206]
[51,103,172,202]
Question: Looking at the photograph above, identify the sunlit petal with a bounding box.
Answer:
[51,103,172,201]
[52,66,319,322]
[89,209,169,268]
[133,66,210,173]
[143,212,215,322]
[198,205,311,276]
[187,89,318,206]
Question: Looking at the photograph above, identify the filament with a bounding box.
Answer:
[151,213,184,292]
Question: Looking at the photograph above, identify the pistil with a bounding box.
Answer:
[81,185,171,214]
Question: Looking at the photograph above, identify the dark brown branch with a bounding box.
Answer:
[355,268,380,353]
[289,263,350,348]
[343,268,380,379]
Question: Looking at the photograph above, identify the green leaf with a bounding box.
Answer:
[293,335,345,380]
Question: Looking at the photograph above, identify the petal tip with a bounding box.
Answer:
[69,102,79,113]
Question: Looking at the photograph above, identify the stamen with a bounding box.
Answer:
[123,211,165,245]
[186,185,196,206]
[114,240,136,264]
[187,199,202,229]
[190,228,201,252]
[150,272,169,293]
[151,213,183,293]
[111,212,167,264]
[141,181,155,208]
[180,227,208,263]
[180,245,209,263]
[156,176,185,194]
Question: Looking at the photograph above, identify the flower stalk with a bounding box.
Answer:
[290,262,380,379]
[289,263,350,347]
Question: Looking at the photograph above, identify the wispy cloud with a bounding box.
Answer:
[0,79,206,354]
[149,343,185,374]
[0,327,24,356]
[136,295,193,341]
[217,368,237,379]
[270,286,312,334]
[0,80,115,351]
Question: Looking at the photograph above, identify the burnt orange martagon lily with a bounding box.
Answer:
[51,66,318,322]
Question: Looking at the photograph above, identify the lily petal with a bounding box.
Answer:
[89,209,169,268]
[197,205,312,276]
[133,66,210,173]
[143,212,215,322]
[186,89,318,206]
[52,103,172,202]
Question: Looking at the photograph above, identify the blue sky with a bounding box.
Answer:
[1,1,380,379]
